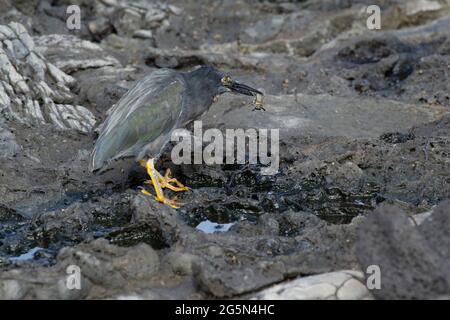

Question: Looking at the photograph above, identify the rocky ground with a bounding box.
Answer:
[0,0,449,299]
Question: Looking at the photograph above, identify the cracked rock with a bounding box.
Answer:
[34,34,120,73]
[0,239,160,299]
[252,270,372,300]
[88,0,181,37]
[0,22,95,132]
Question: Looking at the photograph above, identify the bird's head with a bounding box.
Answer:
[187,65,263,99]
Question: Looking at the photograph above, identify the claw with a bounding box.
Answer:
[160,197,180,209]
[139,159,183,209]
[139,187,152,196]
[157,168,190,192]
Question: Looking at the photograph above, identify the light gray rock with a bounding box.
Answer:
[252,270,373,300]
[404,0,448,19]
[133,29,153,39]
[114,7,143,36]
[89,0,179,35]
[336,278,371,300]
[201,93,446,140]
[242,15,285,43]
[34,34,120,73]
[0,22,96,133]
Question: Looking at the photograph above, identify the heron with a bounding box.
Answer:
[89,65,262,208]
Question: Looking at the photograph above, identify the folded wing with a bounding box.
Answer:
[90,69,185,172]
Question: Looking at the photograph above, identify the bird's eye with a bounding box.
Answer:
[221,76,232,86]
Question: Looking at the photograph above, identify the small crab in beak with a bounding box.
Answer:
[220,75,265,110]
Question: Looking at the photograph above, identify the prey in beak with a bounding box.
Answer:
[220,75,265,110]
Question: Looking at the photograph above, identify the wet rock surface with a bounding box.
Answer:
[357,201,450,299]
[0,0,449,299]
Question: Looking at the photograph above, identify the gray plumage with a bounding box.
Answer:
[90,65,261,173]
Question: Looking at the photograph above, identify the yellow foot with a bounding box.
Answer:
[139,159,183,209]
[140,188,180,208]
[144,170,189,192]
[158,169,190,192]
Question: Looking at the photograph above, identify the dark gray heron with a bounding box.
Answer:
[90,65,262,208]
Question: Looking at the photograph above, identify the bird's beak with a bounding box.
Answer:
[228,81,263,97]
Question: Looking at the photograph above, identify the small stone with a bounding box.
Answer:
[168,5,183,15]
[144,8,166,25]
[133,29,153,39]
[88,17,112,37]
[114,8,143,36]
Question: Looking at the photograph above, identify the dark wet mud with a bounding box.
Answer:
[0,0,449,299]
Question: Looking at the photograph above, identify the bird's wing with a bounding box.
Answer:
[90,69,185,172]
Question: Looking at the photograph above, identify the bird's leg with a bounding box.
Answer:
[142,165,189,192]
[139,159,180,209]
[157,168,190,192]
